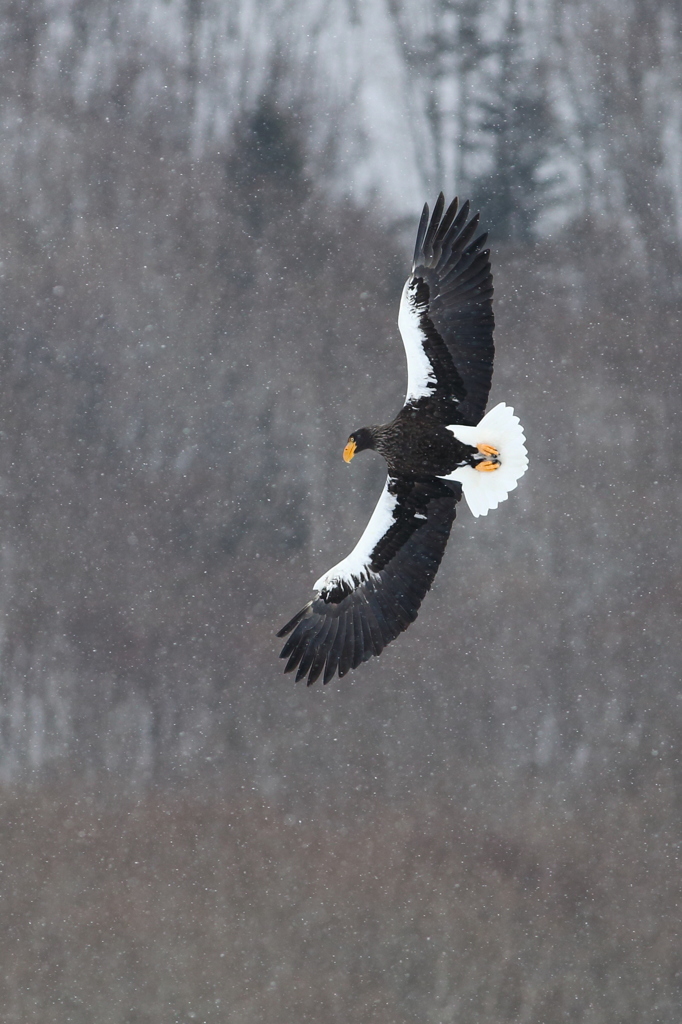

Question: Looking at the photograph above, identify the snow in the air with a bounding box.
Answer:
[0,0,680,1019]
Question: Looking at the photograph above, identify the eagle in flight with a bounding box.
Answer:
[278,195,528,686]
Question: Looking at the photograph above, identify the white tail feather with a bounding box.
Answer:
[442,403,528,518]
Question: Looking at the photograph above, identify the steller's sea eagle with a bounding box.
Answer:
[277,195,528,686]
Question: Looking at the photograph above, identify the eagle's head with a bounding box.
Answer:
[343,427,376,462]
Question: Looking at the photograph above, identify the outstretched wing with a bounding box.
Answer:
[277,476,460,686]
[398,194,495,425]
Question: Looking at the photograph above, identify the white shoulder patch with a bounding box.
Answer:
[314,480,398,595]
[397,277,437,403]
[440,403,528,518]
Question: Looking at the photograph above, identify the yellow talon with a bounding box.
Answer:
[477,443,499,457]
[475,460,500,472]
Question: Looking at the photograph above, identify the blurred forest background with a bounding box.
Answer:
[0,0,681,1021]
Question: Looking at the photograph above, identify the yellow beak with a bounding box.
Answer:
[343,439,356,463]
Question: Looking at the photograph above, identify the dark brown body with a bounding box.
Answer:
[362,407,476,478]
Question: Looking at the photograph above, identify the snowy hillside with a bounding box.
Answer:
[2,0,681,247]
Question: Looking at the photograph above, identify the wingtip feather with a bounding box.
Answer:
[412,203,430,268]
[276,601,313,638]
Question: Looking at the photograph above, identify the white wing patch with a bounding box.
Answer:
[314,480,398,595]
[398,277,437,403]
[441,403,528,518]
